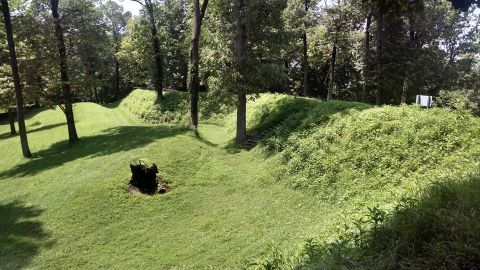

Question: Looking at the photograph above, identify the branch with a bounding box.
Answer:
[131,0,145,7]
[200,0,209,21]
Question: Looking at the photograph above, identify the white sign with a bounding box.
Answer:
[416,95,433,108]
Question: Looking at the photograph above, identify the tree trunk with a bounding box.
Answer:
[188,0,208,133]
[327,44,337,101]
[375,10,384,106]
[302,0,309,97]
[1,0,32,158]
[401,8,417,105]
[401,76,409,104]
[94,87,99,103]
[51,0,78,143]
[235,0,247,145]
[113,29,121,100]
[8,108,16,136]
[145,0,163,100]
[362,13,372,103]
[115,58,120,99]
[302,31,308,97]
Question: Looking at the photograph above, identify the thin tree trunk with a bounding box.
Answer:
[302,32,308,97]
[375,10,384,106]
[94,87,99,103]
[188,0,208,133]
[113,29,121,100]
[302,0,309,97]
[1,0,32,158]
[51,0,78,143]
[327,44,337,101]
[401,76,409,104]
[115,58,120,99]
[401,8,416,105]
[145,0,163,100]
[8,108,16,136]
[235,0,247,145]
[362,13,372,103]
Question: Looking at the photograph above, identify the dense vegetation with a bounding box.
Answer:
[1,0,480,150]
[1,89,480,268]
[1,0,480,268]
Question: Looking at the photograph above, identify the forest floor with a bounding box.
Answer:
[0,101,335,269]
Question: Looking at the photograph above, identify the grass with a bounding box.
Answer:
[287,173,480,269]
[0,95,334,269]
[1,90,479,269]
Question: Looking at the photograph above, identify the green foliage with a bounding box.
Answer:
[250,99,480,201]
[1,90,480,269]
[294,174,480,269]
[0,98,336,269]
[436,88,480,115]
[118,89,188,124]
[118,89,234,125]
[0,64,14,110]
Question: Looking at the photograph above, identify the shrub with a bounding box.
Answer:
[436,89,480,115]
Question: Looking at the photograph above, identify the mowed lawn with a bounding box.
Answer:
[0,103,331,269]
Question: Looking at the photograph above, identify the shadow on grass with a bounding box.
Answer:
[0,201,53,269]
[294,174,480,270]
[0,125,187,179]
[27,123,66,134]
[0,123,65,140]
[0,131,15,140]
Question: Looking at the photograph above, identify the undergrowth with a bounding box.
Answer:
[118,89,234,125]
[242,95,480,269]
[119,90,480,269]
[251,173,480,269]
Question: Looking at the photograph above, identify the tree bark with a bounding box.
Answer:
[1,0,32,157]
[375,10,384,106]
[327,44,337,101]
[302,0,309,97]
[8,108,16,136]
[235,0,247,145]
[145,0,163,100]
[113,29,121,100]
[362,13,372,103]
[115,58,120,99]
[188,0,208,133]
[401,7,416,105]
[51,0,78,143]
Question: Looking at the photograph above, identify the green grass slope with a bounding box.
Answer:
[0,90,479,269]
[117,89,233,125]
[253,97,480,203]
[294,173,480,270]
[0,98,334,269]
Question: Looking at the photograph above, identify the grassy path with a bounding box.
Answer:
[0,103,330,269]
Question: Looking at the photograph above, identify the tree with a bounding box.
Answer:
[132,0,164,99]
[1,0,32,157]
[235,0,247,145]
[50,0,79,143]
[302,0,309,96]
[188,0,208,133]
[362,12,372,102]
[101,1,131,100]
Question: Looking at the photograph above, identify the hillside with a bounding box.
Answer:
[1,90,479,269]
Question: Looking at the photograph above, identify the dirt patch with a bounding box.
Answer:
[128,176,171,196]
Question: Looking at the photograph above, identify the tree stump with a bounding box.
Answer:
[129,162,159,194]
